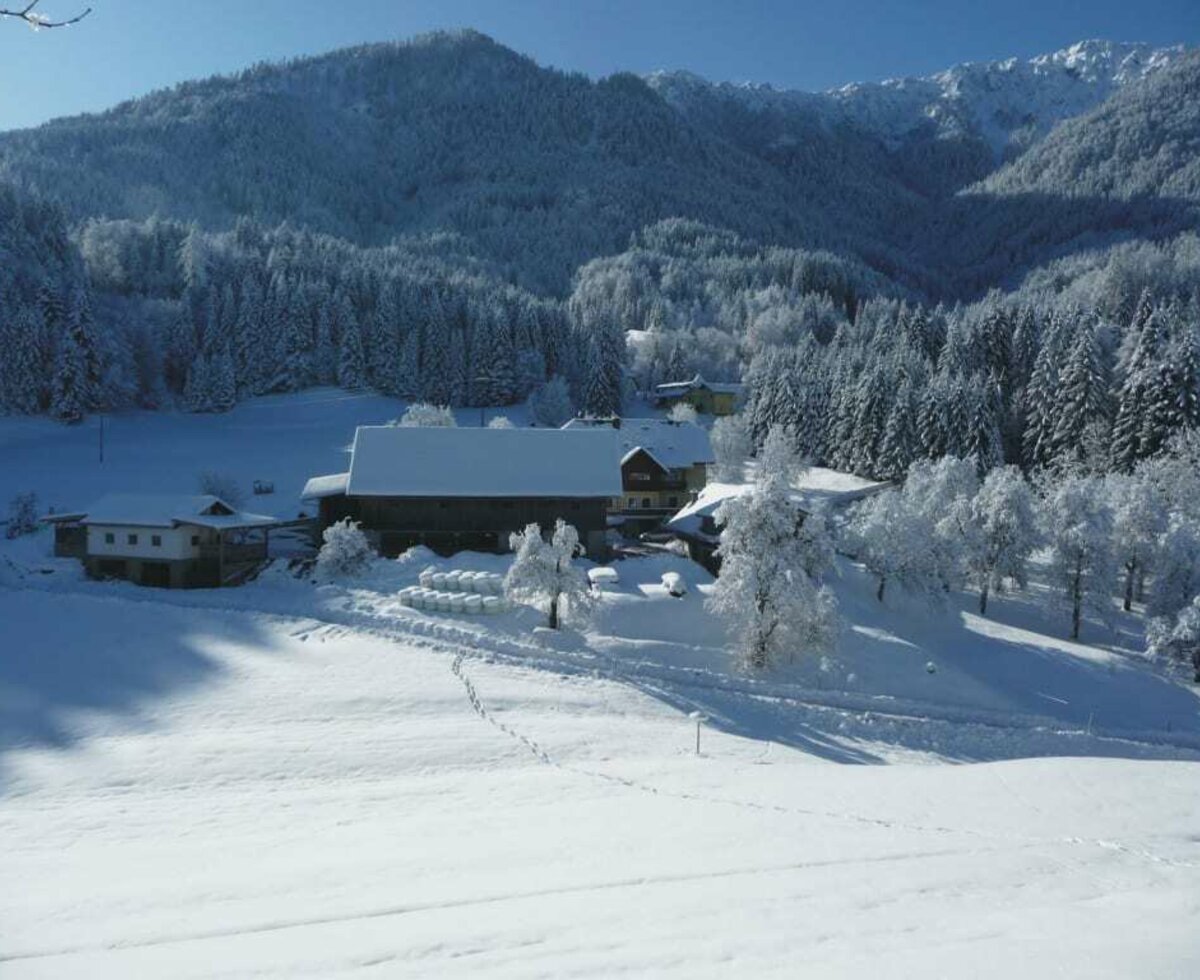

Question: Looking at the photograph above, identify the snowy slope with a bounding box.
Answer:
[3,587,1200,978]
[4,397,1200,975]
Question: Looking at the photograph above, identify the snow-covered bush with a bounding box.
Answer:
[316,518,374,580]
[528,375,574,428]
[487,415,514,429]
[706,427,839,670]
[391,403,457,427]
[1039,474,1115,640]
[5,492,38,539]
[710,414,752,482]
[667,401,698,424]
[1147,595,1200,682]
[505,520,590,629]
[197,471,243,507]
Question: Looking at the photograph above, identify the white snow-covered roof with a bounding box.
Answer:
[301,472,350,499]
[562,417,714,469]
[343,426,623,498]
[665,468,891,541]
[79,494,278,530]
[653,374,743,397]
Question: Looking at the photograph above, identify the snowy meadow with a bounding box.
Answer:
[2,394,1199,978]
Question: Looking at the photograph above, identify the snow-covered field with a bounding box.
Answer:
[3,395,1200,977]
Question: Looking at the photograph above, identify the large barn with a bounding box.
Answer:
[302,426,622,558]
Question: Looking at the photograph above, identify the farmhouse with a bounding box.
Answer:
[302,425,622,558]
[45,494,278,588]
[652,374,743,416]
[561,417,714,530]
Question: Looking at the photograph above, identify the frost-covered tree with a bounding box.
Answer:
[667,401,698,424]
[1147,515,1200,621]
[1039,474,1116,639]
[316,518,374,580]
[505,519,589,629]
[487,415,514,429]
[710,414,752,482]
[392,402,457,427]
[906,456,980,591]
[1105,471,1167,611]
[965,466,1038,615]
[848,488,941,603]
[528,375,574,427]
[706,428,839,670]
[196,471,244,508]
[5,492,39,539]
[1146,595,1200,683]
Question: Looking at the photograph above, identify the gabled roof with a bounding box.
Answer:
[665,469,892,542]
[78,494,277,529]
[562,417,714,469]
[343,426,623,498]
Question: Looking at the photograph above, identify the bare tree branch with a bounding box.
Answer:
[0,1,91,29]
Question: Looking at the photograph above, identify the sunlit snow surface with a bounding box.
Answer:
[2,393,1199,977]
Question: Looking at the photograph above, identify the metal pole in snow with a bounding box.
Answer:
[689,711,707,756]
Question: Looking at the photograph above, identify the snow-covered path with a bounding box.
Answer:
[3,590,1198,978]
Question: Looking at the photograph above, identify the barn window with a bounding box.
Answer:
[642,498,651,509]
[191,535,200,546]
[127,533,138,545]
[104,532,114,544]
[151,535,162,547]
[630,472,651,482]
[627,498,637,509]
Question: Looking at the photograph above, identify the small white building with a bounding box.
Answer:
[46,493,278,588]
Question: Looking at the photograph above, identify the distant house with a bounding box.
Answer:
[652,374,743,416]
[44,494,278,588]
[665,470,892,572]
[302,426,622,558]
[562,417,714,530]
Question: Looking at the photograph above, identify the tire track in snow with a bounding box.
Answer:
[0,844,1017,964]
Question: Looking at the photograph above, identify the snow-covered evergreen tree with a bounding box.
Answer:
[337,320,367,390]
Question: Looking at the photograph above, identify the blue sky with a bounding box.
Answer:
[2,0,1199,131]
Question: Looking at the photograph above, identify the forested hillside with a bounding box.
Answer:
[0,29,1198,449]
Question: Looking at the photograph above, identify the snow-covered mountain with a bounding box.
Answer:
[649,40,1186,161]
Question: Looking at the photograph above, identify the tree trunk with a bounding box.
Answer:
[979,580,989,617]
[876,575,887,603]
[549,589,560,630]
[1123,559,1136,612]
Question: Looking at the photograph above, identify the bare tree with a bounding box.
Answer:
[0,1,90,29]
